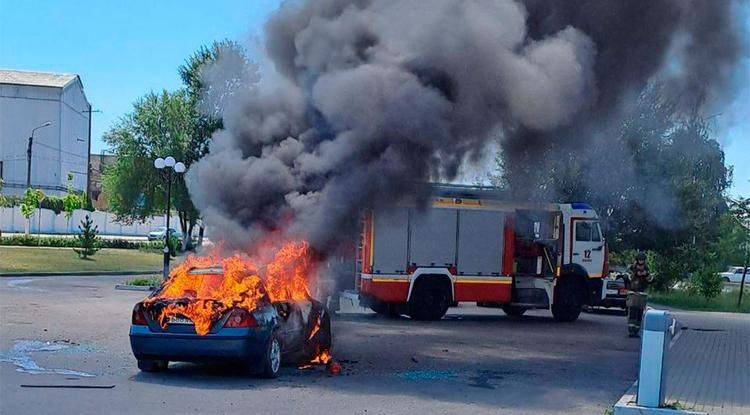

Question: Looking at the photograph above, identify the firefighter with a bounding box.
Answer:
[626,251,652,337]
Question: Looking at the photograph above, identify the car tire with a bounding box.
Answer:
[552,277,583,322]
[502,305,527,317]
[260,332,281,378]
[137,359,168,372]
[408,281,450,321]
[722,277,731,283]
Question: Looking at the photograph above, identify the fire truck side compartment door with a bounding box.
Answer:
[372,207,409,274]
[457,210,504,275]
[409,208,457,268]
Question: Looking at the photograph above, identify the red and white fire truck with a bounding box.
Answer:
[355,184,608,322]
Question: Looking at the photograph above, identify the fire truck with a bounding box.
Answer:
[355,184,608,322]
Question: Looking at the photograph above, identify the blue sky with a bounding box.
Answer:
[1,0,747,196]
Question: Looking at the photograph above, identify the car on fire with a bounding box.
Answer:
[129,266,332,378]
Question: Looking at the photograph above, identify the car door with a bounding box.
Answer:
[571,219,605,278]
[274,302,305,354]
[734,267,747,283]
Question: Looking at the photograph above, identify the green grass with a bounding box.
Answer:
[649,287,750,313]
[125,276,162,286]
[0,246,162,274]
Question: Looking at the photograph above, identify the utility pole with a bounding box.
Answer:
[26,122,52,189]
[82,107,100,203]
[738,245,748,308]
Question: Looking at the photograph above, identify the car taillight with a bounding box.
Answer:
[224,309,258,328]
[132,305,148,326]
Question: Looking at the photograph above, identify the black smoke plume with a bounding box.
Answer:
[186,0,746,252]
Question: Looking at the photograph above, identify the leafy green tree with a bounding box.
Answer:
[496,85,730,256]
[103,40,250,250]
[62,191,83,231]
[177,39,252,247]
[493,84,732,297]
[103,89,197,247]
[20,188,44,237]
[74,214,99,259]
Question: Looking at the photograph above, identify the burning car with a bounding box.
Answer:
[129,242,332,377]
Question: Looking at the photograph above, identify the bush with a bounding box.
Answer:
[1,235,164,250]
[650,251,685,292]
[42,196,65,214]
[0,192,93,213]
[688,265,723,300]
[125,276,162,287]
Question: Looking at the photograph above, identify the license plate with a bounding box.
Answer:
[606,289,618,295]
[168,316,193,325]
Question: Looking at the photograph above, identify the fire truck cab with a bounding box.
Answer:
[356,185,608,322]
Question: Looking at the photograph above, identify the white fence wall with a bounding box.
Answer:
[0,207,184,237]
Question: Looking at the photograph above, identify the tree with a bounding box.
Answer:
[74,214,99,259]
[102,40,251,250]
[102,89,198,248]
[177,39,252,248]
[493,84,732,294]
[62,191,83,232]
[20,188,44,237]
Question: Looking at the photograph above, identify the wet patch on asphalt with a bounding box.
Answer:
[0,340,97,377]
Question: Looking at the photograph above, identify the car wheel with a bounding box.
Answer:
[502,305,527,317]
[137,359,168,372]
[722,277,731,283]
[260,333,281,378]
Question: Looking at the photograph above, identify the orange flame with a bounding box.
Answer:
[144,240,317,335]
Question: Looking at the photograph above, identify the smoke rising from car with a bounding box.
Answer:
[186,0,746,253]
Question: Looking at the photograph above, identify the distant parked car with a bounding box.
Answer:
[718,266,748,283]
[147,227,181,241]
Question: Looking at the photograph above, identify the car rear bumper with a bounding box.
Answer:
[601,295,627,308]
[129,325,269,363]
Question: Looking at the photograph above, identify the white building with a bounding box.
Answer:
[0,69,91,197]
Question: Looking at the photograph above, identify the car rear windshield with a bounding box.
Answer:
[187,267,224,276]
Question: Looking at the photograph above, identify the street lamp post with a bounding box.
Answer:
[27,121,52,188]
[154,156,186,280]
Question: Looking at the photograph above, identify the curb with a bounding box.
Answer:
[614,382,707,415]
[0,270,160,277]
[114,284,156,292]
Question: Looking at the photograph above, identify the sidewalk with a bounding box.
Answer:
[663,310,749,414]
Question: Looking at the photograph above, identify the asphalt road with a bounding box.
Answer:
[0,275,639,415]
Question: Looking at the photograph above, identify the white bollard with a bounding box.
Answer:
[636,309,674,408]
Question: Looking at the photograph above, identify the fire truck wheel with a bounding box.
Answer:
[408,279,451,321]
[552,276,583,322]
[137,359,168,372]
[259,332,282,378]
[502,305,527,317]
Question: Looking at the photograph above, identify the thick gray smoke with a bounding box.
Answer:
[187,0,745,252]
